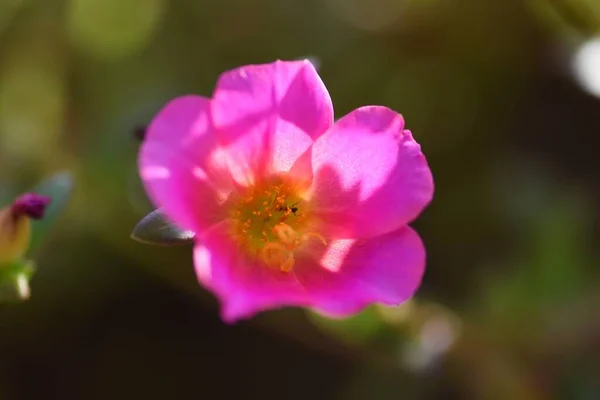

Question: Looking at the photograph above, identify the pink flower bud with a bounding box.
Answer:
[0,193,52,265]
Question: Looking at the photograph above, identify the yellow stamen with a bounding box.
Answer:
[272,223,298,247]
[229,177,326,273]
[261,242,288,266]
[303,232,327,246]
[280,255,295,272]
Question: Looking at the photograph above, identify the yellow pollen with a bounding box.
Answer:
[229,178,325,272]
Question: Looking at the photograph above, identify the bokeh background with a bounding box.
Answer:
[1,0,600,398]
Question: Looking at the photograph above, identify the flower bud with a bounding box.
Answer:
[0,193,51,265]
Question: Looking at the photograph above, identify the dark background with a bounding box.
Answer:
[1,0,600,398]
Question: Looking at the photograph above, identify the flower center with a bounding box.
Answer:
[229,178,325,272]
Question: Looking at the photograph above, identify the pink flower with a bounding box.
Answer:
[139,60,434,323]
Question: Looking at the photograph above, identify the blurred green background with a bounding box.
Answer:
[2,0,600,398]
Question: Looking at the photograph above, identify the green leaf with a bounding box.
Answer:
[0,259,35,302]
[27,171,75,252]
[131,208,195,246]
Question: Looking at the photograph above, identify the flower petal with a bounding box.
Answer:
[194,221,310,323]
[295,226,426,317]
[213,59,333,140]
[211,60,333,185]
[310,106,434,238]
[194,222,424,323]
[139,95,232,233]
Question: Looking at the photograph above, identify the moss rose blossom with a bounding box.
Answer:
[139,60,434,322]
